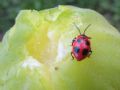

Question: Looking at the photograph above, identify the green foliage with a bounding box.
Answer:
[0,0,120,33]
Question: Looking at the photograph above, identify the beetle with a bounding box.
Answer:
[71,23,92,61]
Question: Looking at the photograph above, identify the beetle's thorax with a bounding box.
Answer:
[77,34,90,39]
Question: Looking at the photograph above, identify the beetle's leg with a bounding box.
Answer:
[71,52,74,60]
[87,50,92,58]
[88,37,91,39]
[72,37,76,45]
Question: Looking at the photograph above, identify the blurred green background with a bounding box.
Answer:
[0,0,120,40]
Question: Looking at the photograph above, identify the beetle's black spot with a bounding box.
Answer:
[82,49,89,56]
[86,40,90,46]
[77,39,81,43]
[74,47,80,53]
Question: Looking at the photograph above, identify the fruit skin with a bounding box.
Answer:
[0,5,120,90]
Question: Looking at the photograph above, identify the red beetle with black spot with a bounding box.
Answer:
[71,23,92,61]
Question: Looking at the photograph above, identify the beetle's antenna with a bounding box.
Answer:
[83,24,91,35]
[73,23,81,35]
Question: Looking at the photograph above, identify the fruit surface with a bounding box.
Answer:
[0,5,120,90]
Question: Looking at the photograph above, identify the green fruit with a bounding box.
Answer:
[0,5,120,90]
